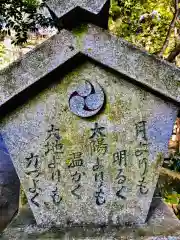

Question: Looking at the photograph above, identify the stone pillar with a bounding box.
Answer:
[0,134,20,231]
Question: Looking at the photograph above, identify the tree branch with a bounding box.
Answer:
[158,0,179,57]
[166,43,180,62]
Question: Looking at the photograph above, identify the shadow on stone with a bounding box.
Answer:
[0,134,20,232]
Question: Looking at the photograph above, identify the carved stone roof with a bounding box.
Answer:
[0,24,179,115]
[46,0,109,17]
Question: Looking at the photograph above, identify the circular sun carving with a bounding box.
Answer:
[69,81,105,118]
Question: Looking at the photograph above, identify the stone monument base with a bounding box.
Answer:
[1,198,180,240]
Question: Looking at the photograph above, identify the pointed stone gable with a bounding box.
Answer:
[46,0,108,16]
[46,0,110,29]
[0,25,179,110]
[0,1,179,228]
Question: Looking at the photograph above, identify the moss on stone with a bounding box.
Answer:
[62,138,73,146]
[72,24,88,50]
[136,228,146,237]
[20,185,28,207]
[72,24,88,37]
[154,152,164,169]
[104,97,130,123]
[65,159,71,166]
[87,48,92,52]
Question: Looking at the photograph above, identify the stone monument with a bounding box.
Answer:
[0,0,180,239]
[0,134,19,231]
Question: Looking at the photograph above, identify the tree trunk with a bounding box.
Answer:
[167,44,180,62]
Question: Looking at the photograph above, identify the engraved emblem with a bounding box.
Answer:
[69,81,105,117]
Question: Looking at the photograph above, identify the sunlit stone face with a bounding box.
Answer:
[0,61,178,227]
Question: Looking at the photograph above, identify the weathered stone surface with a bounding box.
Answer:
[0,29,78,108]
[0,134,19,185]
[0,8,180,228]
[0,59,178,226]
[0,134,20,232]
[0,25,179,111]
[81,25,180,105]
[1,198,180,239]
[0,185,19,232]
[46,0,110,30]
[46,0,108,18]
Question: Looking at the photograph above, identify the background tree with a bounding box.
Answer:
[109,0,180,64]
[0,0,53,45]
[1,0,180,64]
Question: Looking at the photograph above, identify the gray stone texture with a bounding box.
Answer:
[81,25,180,105]
[0,25,179,109]
[0,60,178,226]
[1,198,180,239]
[46,0,108,18]
[0,29,78,108]
[0,134,19,185]
[0,18,180,229]
[0,135,20,232]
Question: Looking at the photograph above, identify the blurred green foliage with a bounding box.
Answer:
[109,0,177,56]
[0,0,53,45]
[0,0,178,57]
[164,153,180,172]
[161,153,180,218]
